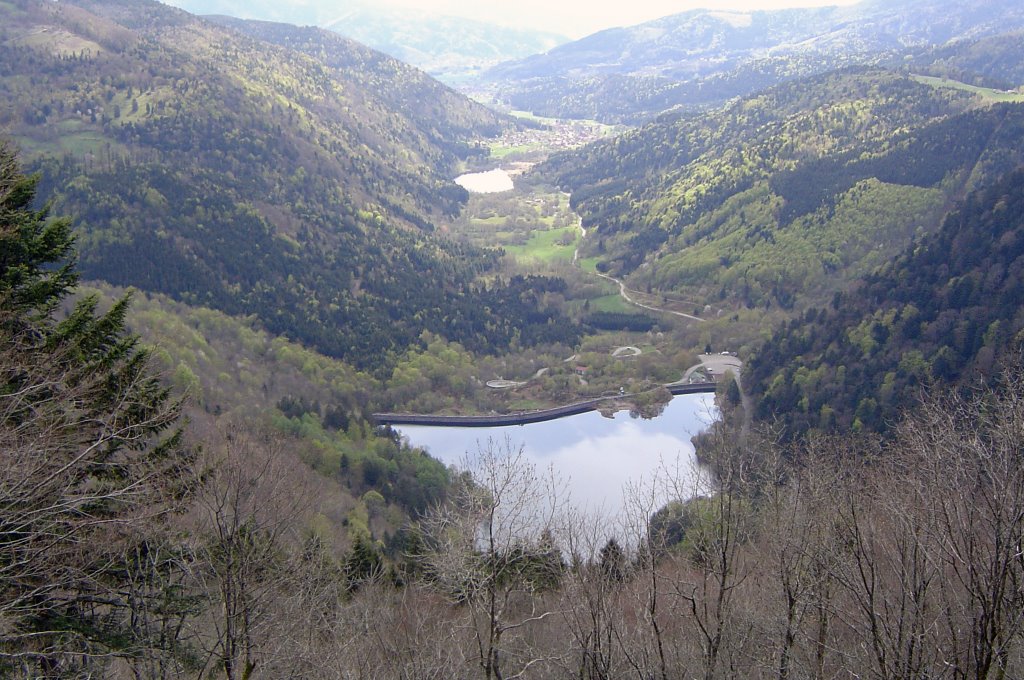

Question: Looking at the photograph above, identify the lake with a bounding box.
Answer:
[455,168,514,193]
[397,393,717,522]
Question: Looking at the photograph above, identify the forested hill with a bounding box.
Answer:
[0,0,579,367]
[202,16,513,143]
[746,166,1024,437]
[540,68,1024,313]
[482,0,1024,122]
[913,31,1024,89]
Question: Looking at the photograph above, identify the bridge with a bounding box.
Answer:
[372,382,717,428]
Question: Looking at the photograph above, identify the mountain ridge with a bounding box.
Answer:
[481,0,1024,121]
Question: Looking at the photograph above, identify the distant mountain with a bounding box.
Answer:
[746,166,1024,436]
[321,7,566,82]
[160,0,567,81]
[540,67,1024,313]
[483,0,1024,121]
[0,0,581,368]
[912,31,1024,89]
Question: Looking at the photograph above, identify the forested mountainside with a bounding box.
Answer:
[0,0,582,368]
[541,68,1024,313]
[482,0,1024,121]
[204,16,512,156]
[913,31,1024,88]
[746,166,1024,436]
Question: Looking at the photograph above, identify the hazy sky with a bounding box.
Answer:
[371,0,861,37]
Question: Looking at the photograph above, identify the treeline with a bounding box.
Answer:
[747,165,1024,436]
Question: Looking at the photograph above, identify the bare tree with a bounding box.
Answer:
[897,378,1024,679]
[417,437,566,680]
[184,422,317,680]
[556,509,632,680]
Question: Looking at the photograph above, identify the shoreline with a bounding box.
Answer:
[372,382,716,428]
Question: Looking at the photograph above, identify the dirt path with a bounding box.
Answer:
[594,270,705,322]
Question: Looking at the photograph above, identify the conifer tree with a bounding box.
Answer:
[0,142,190,674]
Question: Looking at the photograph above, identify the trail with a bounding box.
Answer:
[569,204,703,321]
[593,270,705,323]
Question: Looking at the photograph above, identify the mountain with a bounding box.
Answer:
[912,31,1024,88]
[160,0,567,81]
[745,165,1024,436]
[482,0,1024,121]
[321,7,566,82]
[542,67,1024,315]
[0,0,581,369]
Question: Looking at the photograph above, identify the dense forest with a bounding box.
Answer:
[542,68,1024,314]
[747,166,1024,436]
[0,0,583,369]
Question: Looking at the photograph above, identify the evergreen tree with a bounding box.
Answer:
[0,143,191,674]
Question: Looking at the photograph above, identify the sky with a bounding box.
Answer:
[370,0,862,37]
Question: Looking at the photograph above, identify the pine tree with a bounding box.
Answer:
[0,143,191,674]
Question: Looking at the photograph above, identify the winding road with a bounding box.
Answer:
[573,218,703,322]
[594,270,705,322]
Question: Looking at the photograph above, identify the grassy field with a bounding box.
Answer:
[12,27,105,57]
[589,294,636,314]
[488,143,541,159]
[504,226,579,264]
[577,256,602,274]
[913,75,1024,103]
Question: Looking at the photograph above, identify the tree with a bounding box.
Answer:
[0,142,189,674]
[416,438,565,680]
[186,422,317,680]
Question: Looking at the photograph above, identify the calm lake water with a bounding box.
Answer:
[454,168,514,193]
[397,394,717,520]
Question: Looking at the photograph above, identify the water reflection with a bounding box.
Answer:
[397,394,717,520]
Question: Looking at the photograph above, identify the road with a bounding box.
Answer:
[594,270,705,322]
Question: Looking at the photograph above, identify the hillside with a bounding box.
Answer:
[0,0,582,368]
[746,166,1024,436]
[912,31,1024,88]
[542,68,1024,321]
[481,0,1024,121]
[320,7,566,82]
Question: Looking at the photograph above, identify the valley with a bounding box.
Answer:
[5,0,1024,676]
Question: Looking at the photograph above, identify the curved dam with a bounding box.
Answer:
[372,382,717,428]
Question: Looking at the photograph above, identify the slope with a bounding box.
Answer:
[542,68,1024,317]
[746,166,1024,436]
[0,0,581,368]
